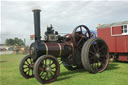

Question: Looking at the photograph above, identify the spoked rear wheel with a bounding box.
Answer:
[19,55,34,79]
[34,55,60,84]
[81,38,109,73]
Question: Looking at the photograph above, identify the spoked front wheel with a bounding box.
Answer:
[19,55,34,79]
[34,55,60,84]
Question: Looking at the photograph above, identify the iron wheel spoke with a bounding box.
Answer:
[23,66,29,69]
[100,55,107,58]
[40,72,45,77]
[25,68,30,73]
[44,72,48,80]
[50,72,53,76]
[80,26,82,32]
[25,60,29,65]
[49,62,54,66]
[92,44,97,53]
[51,66,56,69]
[45,59,47,65]
[96,41,99,52]
[77,37,83,46]
[89,50,95,55]
[49,59,52,65]
[28,58,31,64]
[99,46,105,51]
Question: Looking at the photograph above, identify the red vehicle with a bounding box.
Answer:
[97,21,128,62]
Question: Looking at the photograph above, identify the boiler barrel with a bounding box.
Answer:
[43,42,65,57]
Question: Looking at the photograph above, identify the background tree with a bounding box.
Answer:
[5,37,24,46]
[6,39,15,45]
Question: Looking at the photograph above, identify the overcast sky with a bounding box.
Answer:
[1,0,128,45]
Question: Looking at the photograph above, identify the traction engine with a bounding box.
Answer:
[19,9,109,84]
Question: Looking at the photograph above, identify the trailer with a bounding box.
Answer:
[97,21,128,62]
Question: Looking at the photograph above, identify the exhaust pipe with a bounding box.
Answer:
[32,9,41,41]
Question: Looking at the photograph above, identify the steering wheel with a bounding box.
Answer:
[72,25,91,47]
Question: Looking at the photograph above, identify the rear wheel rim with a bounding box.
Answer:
[81,38,109,73]
[89,39,108,72]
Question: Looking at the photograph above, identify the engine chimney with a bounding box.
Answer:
[32,9,41,41]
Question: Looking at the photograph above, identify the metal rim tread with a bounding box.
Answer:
[33,55,60,84]
[81,38,109,73]
[19,55,34,79]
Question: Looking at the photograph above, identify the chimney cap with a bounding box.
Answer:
[32,9,41,12]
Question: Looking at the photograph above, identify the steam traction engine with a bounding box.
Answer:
[19,9,109,84]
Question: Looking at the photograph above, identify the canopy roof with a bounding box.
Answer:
[97,21,128,29]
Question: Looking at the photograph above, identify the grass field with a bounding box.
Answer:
[0,54,128,85]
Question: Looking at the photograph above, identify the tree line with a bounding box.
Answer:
[6,37,24,46]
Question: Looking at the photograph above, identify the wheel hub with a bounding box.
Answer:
[45,67,52,72]
[29,64,34,69]
[96,53,100,58]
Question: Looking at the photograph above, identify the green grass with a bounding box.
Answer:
[0,54,128,85]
